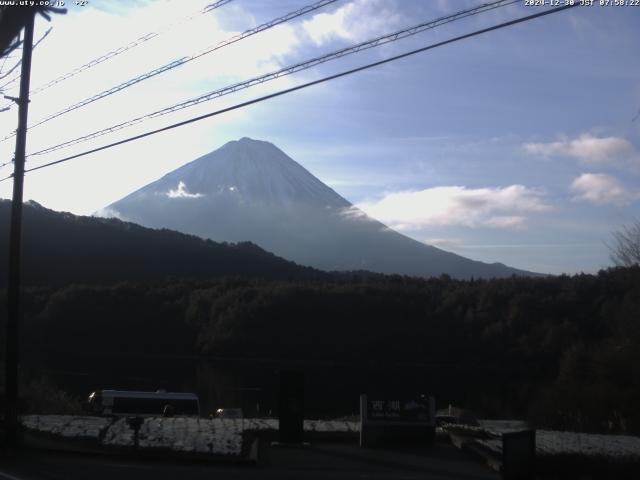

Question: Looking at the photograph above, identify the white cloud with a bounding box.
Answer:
[92,207,128,221]
[426,238,463,250]
[166,181,204,199]
[1,1,301,162]
[570,173,637,206]
[524,133,640,170]
[0,0,306,214]
[354,184,549,231]
[195,23,299,82]
[302,0,403,46]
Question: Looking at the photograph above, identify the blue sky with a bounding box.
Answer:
[0,0,638,274]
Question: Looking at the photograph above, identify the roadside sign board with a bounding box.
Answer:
[364,397,433,423]
[360,394,435,447]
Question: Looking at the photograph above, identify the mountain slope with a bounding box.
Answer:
[0,200,321,286]
[104,138,536,279]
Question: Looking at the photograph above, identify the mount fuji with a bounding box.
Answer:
[101,138,534,278]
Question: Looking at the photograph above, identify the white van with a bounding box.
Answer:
[87,390,200,417]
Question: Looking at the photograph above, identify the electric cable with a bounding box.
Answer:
[30,0,234,96]
[0,0,339,141]
[0,2,577,182]
[27,0,520,157]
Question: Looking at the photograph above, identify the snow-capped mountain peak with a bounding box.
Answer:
[128,137,349,210]
[102,138,534,279]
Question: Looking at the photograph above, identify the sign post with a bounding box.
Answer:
[278,371,304,444]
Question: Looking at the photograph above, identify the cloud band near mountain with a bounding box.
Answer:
[353,184,549,231]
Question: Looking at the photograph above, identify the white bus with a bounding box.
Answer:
[87,390,200,417]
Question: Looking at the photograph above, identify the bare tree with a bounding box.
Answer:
[609,221,640,267]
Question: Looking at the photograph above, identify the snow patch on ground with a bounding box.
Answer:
[101,417,134,447]
[476,431,640,461]
[303,420,358,433]
[20,416,358,457]
[243,418,278,431]
[455,422,640,461]
[21,415,110,439]
[242,418,358,433]
[138,418,242,455]
[477,419,529,434]
[535,430,640,460]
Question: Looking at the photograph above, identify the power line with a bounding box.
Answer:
[182,0,339,64]
[0,71,22,92]
[30,0,234,96]
[0,2,578,182]
[0,0,339,142]
[0,58,21,82]
[20,57,189,130]
[27,0,519,157]
[0,159,13,169]
[0,1,233,113]
[0,50,17,77]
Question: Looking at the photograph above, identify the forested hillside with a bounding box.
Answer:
[0,200,322,285]
[3,267,639,434]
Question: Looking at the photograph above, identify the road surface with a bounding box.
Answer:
[0,442,498,480]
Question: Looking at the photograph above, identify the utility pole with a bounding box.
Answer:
[4,9,35,448]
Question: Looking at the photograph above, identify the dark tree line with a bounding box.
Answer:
[2,266,639,433]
